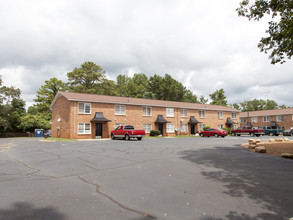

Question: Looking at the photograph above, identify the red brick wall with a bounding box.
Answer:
[52,99,240,139]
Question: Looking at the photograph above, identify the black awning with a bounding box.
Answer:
[155,115,170,123]
[269,121,279,128]
[90,112,111,122]
[188,116,202,124]
[246,122,252,128]
[225,117,236,125]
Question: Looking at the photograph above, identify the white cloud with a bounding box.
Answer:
[0,0,292,107]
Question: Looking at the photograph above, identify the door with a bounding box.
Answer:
[191,124,195,135]
[95,123,102,138]
[158,123,164,136]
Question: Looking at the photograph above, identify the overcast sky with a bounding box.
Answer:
[1,0,292,108]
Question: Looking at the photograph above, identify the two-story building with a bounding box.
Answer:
[239,108,293,130]
[50,91,240,139]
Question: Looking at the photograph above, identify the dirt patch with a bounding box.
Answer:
[242,141,293,158]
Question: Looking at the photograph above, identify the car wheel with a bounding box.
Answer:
[137,137,142,141]
[215,133,219,138]
[231,132,236,136]
[269,132,274,136]
[125,134,130,141]
[111,134,115,140]
[250,132,255,137]
[200,133,204,137]
[221,136,225,138]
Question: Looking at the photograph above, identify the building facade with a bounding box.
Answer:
[50,91,240,139]
[239,108,293,130]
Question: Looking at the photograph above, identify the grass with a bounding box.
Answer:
[44,137,77,142]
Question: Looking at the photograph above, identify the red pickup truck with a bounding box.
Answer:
[111,125,146,140]
[231,126,265,137]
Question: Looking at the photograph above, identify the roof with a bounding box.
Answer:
[90,112,111,122]
[188,116,202,124]
[50,91,239,112]
[225,117,236,125]
[239,108,293,117]
[155,115,170,123]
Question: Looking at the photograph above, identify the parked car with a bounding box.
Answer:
[111,125,146,140]
[43,130,51,139]
[283,130,293,136]
[231,126,265,137]
[260,126,283,136]
[199,128,228,138]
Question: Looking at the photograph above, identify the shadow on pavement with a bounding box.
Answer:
[0,202,67,220]
[179,146,293,220]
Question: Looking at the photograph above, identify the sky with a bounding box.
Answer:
[1,0,293,108]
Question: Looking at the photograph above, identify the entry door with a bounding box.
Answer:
[191,124,195,135]
[95,123,102,138]
[158,123,164,136]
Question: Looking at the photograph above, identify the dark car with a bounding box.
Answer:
[283,130,293,136]
[43,130,51,139]
[199,128,228,138]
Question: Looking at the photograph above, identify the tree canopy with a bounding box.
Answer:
[237,0,293,64]
[209,89,227,106]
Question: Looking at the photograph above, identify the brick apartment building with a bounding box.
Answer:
[239,108,293,130]
[50,91,240,139]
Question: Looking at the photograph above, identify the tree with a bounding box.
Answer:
[34,77,67,113]
[239,98,278,111]
[209,89,227,106]
[67,61,107,94]
[19,115,51,132]
[237,0,293,64]
[199,95,208,104]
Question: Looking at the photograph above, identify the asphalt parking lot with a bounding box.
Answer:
[0,136,292,220]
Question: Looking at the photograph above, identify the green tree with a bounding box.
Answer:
[19,115,51,132]
[265,99,278,110]
[279,104,287,109]
[239,99,278,111]
[237,0,293,64]
[199,95,208,104]
[209,89,227,106]
[34,77,67,113]
[67,61,107,94]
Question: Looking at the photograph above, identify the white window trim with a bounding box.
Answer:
[166,108,174,117]
[199,110,206,119]
[218,124,224,129]
[115,105,126,115]
[78,123,91,134]
[263,116,270,122]
[232,112,237,119]
[166,124,175,133]
[181,124,188,133]
[252,117,258,123]
[78,102,91,114]
[142,106,152,117]
[180,109,188,118]
[277,115,284,122]
[143,123,152,133]
[218,111,223,119]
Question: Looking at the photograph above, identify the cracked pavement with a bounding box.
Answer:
[0,137,292,220]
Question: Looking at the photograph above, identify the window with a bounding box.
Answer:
[78,123,91,134]
[232,112,237,119]
[115,105,126,115]
[143,124,152,133]
[166,124,175,133]
[199,110,205,118]
[218,111,223,119]
[263,116,270,122]
[218,124,223,129]
[199,124,205,131]
[252,117,258,123]
[166,108,174,117]
[277,115,284,122]
[142,106,152,116]
[181,124,188,133]
[233,124,238,129]
[180,109,188,117]
[115,123,125,129]
[240,117,246,123]
[78,103,91,114]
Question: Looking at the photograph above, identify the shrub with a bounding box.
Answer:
[150,130,161,136]
[223,128,231,134]
[203,125,211,131]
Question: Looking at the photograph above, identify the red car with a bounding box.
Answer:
[199,128,228,138]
